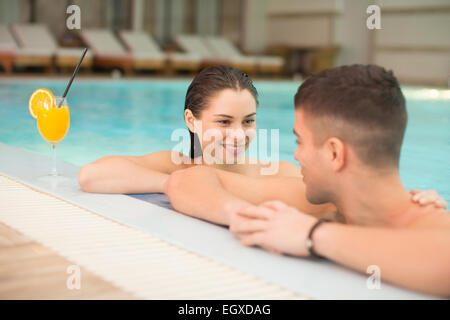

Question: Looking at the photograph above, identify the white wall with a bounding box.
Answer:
[0,0,20,24]
[377,0,450,9]
[241,0,268,53]
[375,13,450,48]
[153,0,166,42]
[333,0,372,65]
[262,0,450,86]
[266,0,339,47]
[169,0,186,37]
[195,0,219,35]
[372,0,450,86]
[267,0,341,14]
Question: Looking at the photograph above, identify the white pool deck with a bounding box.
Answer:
[0,142,439,299]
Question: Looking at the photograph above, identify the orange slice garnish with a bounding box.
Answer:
[29,88,55,119]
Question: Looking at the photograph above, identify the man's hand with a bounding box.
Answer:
[411,189,447,209]
[228,200,318,256]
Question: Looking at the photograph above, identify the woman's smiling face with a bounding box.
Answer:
[185,88,257,163]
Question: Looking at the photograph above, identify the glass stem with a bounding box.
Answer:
[51,143,57,176]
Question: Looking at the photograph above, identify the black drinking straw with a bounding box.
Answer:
[58,47,88,107]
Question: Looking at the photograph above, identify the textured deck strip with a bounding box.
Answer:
[0,222,137,299]
[0,174,307,300]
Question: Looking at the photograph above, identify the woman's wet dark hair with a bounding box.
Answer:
[184,65,258,159]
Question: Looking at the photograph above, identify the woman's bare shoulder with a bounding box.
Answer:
[245,158,302,178]
[277,160,302,177]
[133,150,193,173]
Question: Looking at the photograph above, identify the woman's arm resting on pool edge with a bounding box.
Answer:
[230,203,450,297]
[164,166,252,225]
[164,165,334,225]
[78,151,179,194]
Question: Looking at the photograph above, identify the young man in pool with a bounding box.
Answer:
[161,64,446,225]
[223,64,450,297]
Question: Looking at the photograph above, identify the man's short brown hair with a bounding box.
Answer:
[294,64,407,168]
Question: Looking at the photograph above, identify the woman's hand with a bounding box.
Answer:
[229,200,318,256]
[410,189,447,209]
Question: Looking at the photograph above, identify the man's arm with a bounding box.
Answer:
[164,166,334,225]
[230,202,450,297]
[313,221,450,296]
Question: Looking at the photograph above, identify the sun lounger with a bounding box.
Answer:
[118,31,165,71]
[0,25,16,73]
[204,36,257,74]
[80,29,132,74]
[205,36,283,75]
[11,24,92,71]
[9,24,52,70]
[119,31,201,73]
[174,34,231,69]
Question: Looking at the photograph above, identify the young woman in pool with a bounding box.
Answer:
[78,66,446,225]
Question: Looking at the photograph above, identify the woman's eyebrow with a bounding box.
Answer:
[213,114,233,118]
[213,113,256,118]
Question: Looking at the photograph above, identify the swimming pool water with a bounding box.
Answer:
[0,79,449,203]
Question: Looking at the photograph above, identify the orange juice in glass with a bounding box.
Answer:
[29,89,70,177]
[37,98,70,145]
[37,96,70,176]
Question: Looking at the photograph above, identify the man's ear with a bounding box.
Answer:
[184,109,195,133]
[326,137,345,171]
